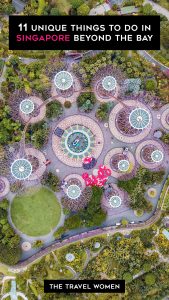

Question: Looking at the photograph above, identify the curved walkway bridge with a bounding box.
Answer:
[11,208,161,271]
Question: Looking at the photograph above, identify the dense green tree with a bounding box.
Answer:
[50,7,60,15]
[123,272,133,283]
[96,103,112,121]
[134,0,144,6]
[71,0,83,9]
[121,218,129,226]
[161,133,169,144]
[0,243,21,265]
[131,228,155,248]
[32,240,44,248]
[77,92,96,112]
[0,0,15,14]
[145,79,157,91]
[41,172,60,192]
[46,101,63,119]
[0,200,21,265]
[143,262,152,272]
[31,127,49,149]
[155,233,169,255]
[79,186,106,227]
[37,0,47,15]
[145,273,156,286]
[0,105,22,145]
[161,21,169,49]
[28,121,49,149]
[64,215,82,230]
[118,168,164,212]
[140,3,153,14]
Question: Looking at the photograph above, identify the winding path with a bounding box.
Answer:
[144,0,169,20]
[138,50,169,72]
[12,0,26,13]
[10,208,161,271]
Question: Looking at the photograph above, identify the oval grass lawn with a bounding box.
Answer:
[11,187,61,237]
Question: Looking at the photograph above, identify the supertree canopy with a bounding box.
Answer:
[102,76,117,91]
[11,159,32,180]
[54,71,73,91]
[118,159,130,172]
[109,195,122,208]
[151,149,164,162]
[129,108,150,130]
[19,99,35,115]
[66,184,82,200]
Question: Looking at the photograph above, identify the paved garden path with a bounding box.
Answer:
[12,0,26,12]
[65,265,77,278]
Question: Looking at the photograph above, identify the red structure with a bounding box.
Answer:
[82,165,112,187]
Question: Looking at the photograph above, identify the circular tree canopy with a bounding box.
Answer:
[129,108,150,130]
[54,71,73,90]
[20,99,34,115]
[151,149,164,162]
[145,273,156,286]
[11,159,32,180]
[11,187,61,236]
[102,76,117,91]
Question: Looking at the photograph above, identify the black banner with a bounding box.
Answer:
[44,280,125,293]
[9,15,160,50]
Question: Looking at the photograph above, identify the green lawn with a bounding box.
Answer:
[11,187,61,236]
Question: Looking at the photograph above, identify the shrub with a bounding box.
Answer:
[53,226,66,239]
[0,199,21,265]
[77,92,96,112]
[96,103,112,121]
[32,127,49,149]
[79,186,106,227]
[143,263,152,272]
[64,101,72,109]
[64,215,82,230]
[10,181,24,194]
[145,79,157,91]
[29,121,49,149]
[161,133,169,144]
[145,273,156,286]
[121,218,129,226]
[77,3,90,15]
[46,101,63,119]
[32,240,44,248]
[0,145,5,160]
[134,209,144,217]
[41,172,60,192]
[123,272,133,283]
